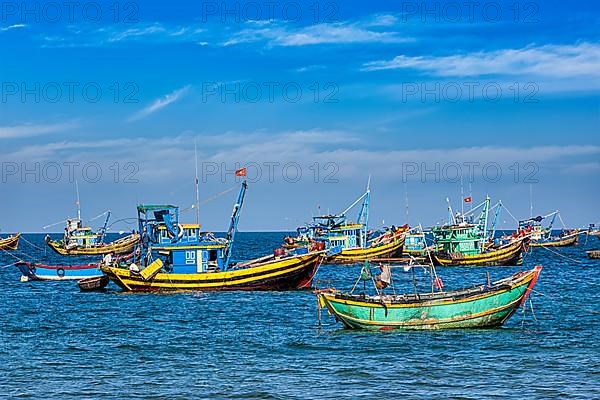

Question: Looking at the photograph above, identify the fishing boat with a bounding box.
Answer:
[44,182,139,256]
[101,181,330,292]
[78,275,110,291]
[0,233,20,250]
[283,181,406,264]
[587,250,600,259]
[45,230,139,256]
[519,211,580,247]
[16,261,103,281]
[403,227,429,256]
[528,230,580,247]
[316,263,542,330]
[430,197,527,266]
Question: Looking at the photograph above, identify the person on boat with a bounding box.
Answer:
[102,252,114,266]
[129,262,140,273]
[141,226,149,247]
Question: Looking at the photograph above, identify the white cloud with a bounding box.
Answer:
[0,24,26,32]
[0,122,76,139]
[223,20,412,47]
[363,42,600,78]
[128,86,190,122]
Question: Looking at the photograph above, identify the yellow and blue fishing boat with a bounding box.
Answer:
[283,182,406,264]
[101,181,329,292]
[317,263,542,330]
[44,185,138,256]
[519,211,581,247]
[0,233,20,250]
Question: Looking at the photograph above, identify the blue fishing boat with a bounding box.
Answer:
[16,261,104,281]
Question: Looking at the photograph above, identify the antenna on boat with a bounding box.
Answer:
[404,182,409,225]
[194,139,200,227]
[460,175,465,216]
[75,179,81,221]
[529,184,533,218]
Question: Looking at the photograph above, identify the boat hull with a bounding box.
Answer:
[16,262,103,281]
[529,233,578,247]
[0,233,20,250]
[326,236,405,264]
[432,238,527,267]
[587,250,600,259]
[46,234,139,256]
[101,252,322,292]
[317,266,541,330]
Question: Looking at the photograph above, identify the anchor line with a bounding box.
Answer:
[19,235,47,252]
[538,244,584,264]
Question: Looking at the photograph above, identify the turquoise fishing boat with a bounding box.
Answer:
[430,197,527,266]
[403,227,428,256]
[317,264,542,330]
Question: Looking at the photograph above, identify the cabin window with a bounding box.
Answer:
[209,250,218,261]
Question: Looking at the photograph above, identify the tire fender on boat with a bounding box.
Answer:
[57,268,65,278]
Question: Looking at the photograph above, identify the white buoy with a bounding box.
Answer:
[20,275,29,282]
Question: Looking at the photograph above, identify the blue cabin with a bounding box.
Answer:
[137,204,228,273]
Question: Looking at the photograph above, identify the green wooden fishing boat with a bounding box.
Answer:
[316,265,541,330]
[431,196,527,266]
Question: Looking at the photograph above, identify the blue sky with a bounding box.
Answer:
[1,0,598,232]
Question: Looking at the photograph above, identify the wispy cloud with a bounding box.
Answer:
[363,42,600,78]
[224,20,412,47]
[0,24,26,32]
[0,122,76,139]
[128,86,190,122]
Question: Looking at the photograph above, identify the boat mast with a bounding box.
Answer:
[194,140,200,227]
[357,176,371,248]
[75,179,81,221]
[489,201,502,241]
[223,180,248,269]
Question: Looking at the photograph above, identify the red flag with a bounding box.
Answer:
[235,168,247,177]
[464,197,472,203]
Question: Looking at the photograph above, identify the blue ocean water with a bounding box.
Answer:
[1,232,598,399]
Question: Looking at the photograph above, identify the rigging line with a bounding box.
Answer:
[558,213,568,230]
[89,210,111,222]
[502,204,521,224]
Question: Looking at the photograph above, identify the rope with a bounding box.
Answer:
[19,235,47,252]
[502,204,520,224]
[530,288,599,315]
[0,262,17,269]
[538,244,584,264]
